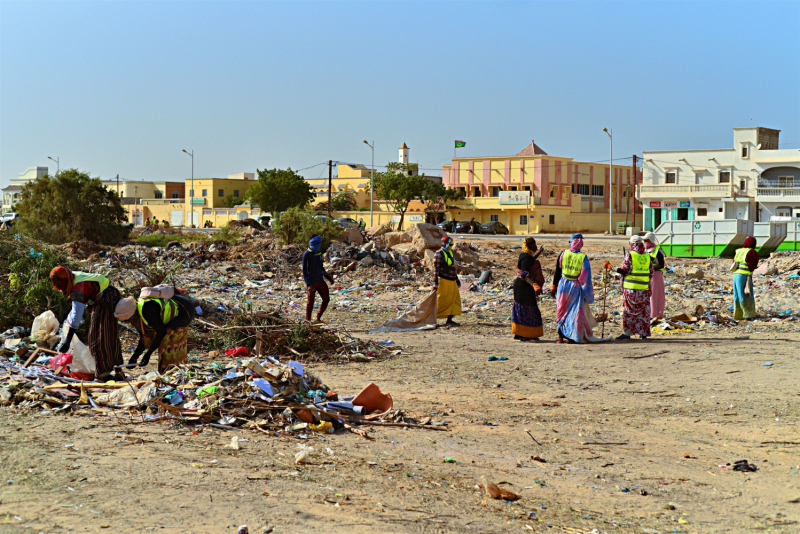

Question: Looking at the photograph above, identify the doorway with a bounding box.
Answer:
[735,206,746,220]
[652,208,663,229]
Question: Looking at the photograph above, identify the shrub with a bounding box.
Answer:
[274,207,342,250]
[0,234,74,331]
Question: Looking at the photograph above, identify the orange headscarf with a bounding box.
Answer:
[49,266,74,296]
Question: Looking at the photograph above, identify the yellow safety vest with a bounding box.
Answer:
[73,271,110,293]
[649,245,662,272]
[733,247,753,276]
[561,251,585,281]
[623,252,651,291]
[441,248,454,266]
[137,298,179,328]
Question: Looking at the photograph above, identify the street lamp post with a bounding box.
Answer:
[182,149,194,227]
[47,156,60,174]
[363,140,374,227]
[603,128,613,235]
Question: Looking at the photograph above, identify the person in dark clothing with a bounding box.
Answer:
[512,238,545,341]
[303,235,334,323]
[119,294,196,369]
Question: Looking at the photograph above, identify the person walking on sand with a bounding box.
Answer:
[643,232,666,319]
[302,235,334,324]
[434,236,462,326]
[731,236,759,320]
[512,237,545,342]
[551,233,596,343]
[612,235,653,340]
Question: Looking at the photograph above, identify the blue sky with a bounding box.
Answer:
[1,0,798,187]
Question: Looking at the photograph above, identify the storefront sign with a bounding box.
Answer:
[498,191,531,205]
[408,214,423,222]
[679,201,691,208]
[649,201,661,208]
[664,201,678,208]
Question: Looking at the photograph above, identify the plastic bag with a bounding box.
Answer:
[31,311,60,348]
[140,284,174,300]
[58,322,96,375]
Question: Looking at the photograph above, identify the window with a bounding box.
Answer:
[742,145,748,158]
[719,207,724,212]
[777,208,791,217]
[665,172,676,184]
[509,186,517,191]
[519,215,527,225]
[202,189,207,196]
[739,179,746,192]
[522,186,531,192]
[563,186,570,197]
[490,215,498,222]
[719,171,731,183]
[189,189,194,197]
[697,207,708,217]
[548,214,555,224]
[218,189,224,197]
[574,184,589,195]
[779,176,794,187]
[172,191,179,199]
[491,186,501,197]
[233,190,240,198]
[472,186,482,197]
[154,191,163,199]
[591,185,604,197]
[550,186,557,198]
[457,187,466,195]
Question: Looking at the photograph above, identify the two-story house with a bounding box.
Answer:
[638,127,800,231]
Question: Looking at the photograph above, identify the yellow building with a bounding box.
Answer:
[441,141,642,234]
[122,174,259,228]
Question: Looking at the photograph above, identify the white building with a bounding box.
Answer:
[2,166,48,213]
[637,127,800,231]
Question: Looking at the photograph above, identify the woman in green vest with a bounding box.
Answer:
[115,294,196,373]
[49,266,123,381]
[731,236,759,320]
[614,235,653,340]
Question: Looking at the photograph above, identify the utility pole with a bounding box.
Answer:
[631,155,637,229]
[327,160,333,218]
[116,174,119,197]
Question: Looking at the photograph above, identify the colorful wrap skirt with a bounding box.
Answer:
[512,301,543,339]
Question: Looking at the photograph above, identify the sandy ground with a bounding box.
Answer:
[1,238,799,533]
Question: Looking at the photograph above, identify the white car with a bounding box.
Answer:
[0,213,18,224]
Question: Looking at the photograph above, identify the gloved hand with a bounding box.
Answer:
[549,285,557,298]
[616,268,626,275]
[55,327,76,353]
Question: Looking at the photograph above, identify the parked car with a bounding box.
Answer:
[437,220,458,232]
[256,215,272,227]
[454,220,476,233]
[478,221,509,235]
[337,217,359,229]
[0,213,19,225]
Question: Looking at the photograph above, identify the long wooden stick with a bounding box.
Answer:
[349,420,449,431]
[601,267,609,338]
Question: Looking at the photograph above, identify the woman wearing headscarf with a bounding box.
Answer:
[49,266,123,381]
[643,232,666,319]
[434,236,462,326]
[512,237,545,341]
[303,235,334,323]
[613,235,653,340]
[551,233,595,343]
[731,236,759,320]
[115,294,196,373]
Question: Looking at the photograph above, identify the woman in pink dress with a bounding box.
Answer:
[644,232,665,319]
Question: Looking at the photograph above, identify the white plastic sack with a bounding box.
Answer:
[58,322,96,374]
[31,311,60,348]
[140,284,174,300]
[95,382,157,407]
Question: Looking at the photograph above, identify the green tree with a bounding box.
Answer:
[420,180,465,217]
[369,163,428,230]
[223,194,242,208]
[273,207,342,251]
[331,190,358,211]
[15,169,131,245]
[246,168,314,215]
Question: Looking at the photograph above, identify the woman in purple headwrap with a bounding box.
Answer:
[551,233,596,343]
[614,235,653,340]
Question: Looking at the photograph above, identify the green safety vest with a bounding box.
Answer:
[561,251,585,281]
[733,247,753,276]
[623,252,652,291]
[441,248,454,266]
[137,298,179,328]
[73,271,110,293]
[649,245,662,272]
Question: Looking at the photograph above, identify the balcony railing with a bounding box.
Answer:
[756,188,800,198]
[141,198,186,205]
[637,184,733,197]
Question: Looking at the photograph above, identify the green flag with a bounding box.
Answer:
[454,140,466,148]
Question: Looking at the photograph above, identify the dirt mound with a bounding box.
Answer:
[58,240,110,259]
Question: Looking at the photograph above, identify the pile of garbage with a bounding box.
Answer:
[327,223,496,277]
[0,338,447,440]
